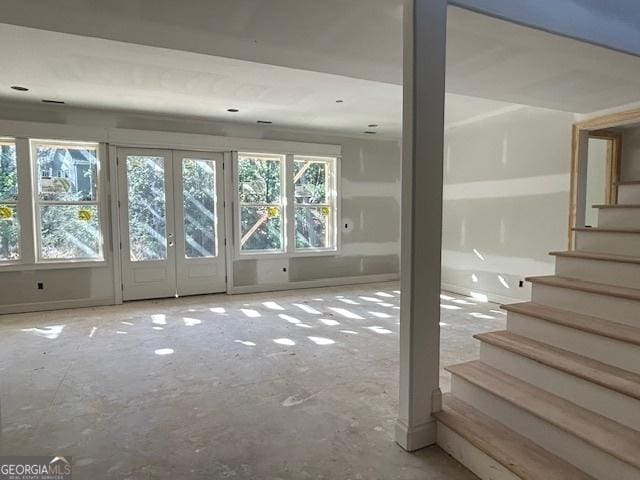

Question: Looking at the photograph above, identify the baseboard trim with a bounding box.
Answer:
[395,418,437,452]
[228,273,400,295]
[441,282,522,305]
[0,297,115,315]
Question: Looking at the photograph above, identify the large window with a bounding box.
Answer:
[294,156,336,250]
[33,141,103,261]
[238,153,285,253]
[236,152,337,256]
[0,139,19,262]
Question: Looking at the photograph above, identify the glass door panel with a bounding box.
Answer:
[173,151,226,296]
[118,148,177,301]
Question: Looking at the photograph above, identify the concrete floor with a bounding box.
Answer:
[0,282,505,479]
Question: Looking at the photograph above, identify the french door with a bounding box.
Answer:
[117,148,226,301]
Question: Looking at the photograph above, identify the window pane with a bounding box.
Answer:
[240,206,282,251]
[126,156,167,262]
[0,142,18,202]
[0,205,19,261]
[238,155,282,204]
[296,206,330,249]
[183,159,216,258]
[39,205,101,259]
[294,160,327,204]
[37,144,98,202]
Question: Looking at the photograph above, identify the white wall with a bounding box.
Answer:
[620,125,640,182]
[0,102,400,312]
[442,106,575,303]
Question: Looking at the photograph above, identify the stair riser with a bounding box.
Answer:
[479,342,640,431]
[574,230,640,256]
[618,184,640,204]
[597,208,640,228]
[531,283,639,327]
[450,375,639,480]
[506,312,640,374]
[436,423,521,480]
[554,256,640,290]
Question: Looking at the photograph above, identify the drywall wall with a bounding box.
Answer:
[442,105,575,302]
[620,125,640,182]
[0,101,400,311]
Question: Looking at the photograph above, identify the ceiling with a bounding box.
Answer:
[1,5,640,139]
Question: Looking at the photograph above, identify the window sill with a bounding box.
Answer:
[0,259,109,272]
[235,249,339,261]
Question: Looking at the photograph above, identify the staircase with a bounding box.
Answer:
[435,180,640,480]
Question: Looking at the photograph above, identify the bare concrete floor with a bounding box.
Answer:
[0,282,505,479]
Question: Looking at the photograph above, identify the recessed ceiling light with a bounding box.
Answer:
[42,99,65,104]
[368,124,379,128]
[257,120,272,124]
[364,131,377,135]
[10,85,28,92]
[227,108,239,113]
[335,99,344,103]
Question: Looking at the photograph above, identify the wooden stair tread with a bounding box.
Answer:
[526,275,640,302]
[435,394,595,480]
[475,330,640,400]
[593,203,640,209]
[572,226,640,233]
[550,250,640,265]
[501,301,640,346]
[446,361,640,469]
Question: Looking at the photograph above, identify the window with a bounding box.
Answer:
[33,141,103,261]
[237,153,284,253]
[294,156,336,250]
[0,139,19,261]
[235,152,338,256]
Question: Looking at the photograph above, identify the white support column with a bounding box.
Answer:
[395,0,448,452]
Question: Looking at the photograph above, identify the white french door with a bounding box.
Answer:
[117,148,226,301]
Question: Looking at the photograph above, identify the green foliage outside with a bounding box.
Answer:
[294,161,330,249]
[183,159,216,258]
[238,156,283,251]
[0,144,18,260]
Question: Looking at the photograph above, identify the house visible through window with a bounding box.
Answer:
[0,139,19,261]
[34,141,103,261]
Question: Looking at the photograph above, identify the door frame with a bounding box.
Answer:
[568,108,640,248]
[111,143,231,302]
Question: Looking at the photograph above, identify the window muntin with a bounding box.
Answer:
[0,139,19,261]
[183,158,217,258]
[238,153,284,252]
[294,156,336,250]
[34,141,103,261]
